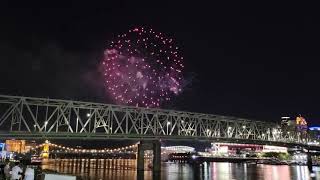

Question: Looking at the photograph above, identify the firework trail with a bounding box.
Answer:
[102,27,184,107]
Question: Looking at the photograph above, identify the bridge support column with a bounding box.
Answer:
[153,141,161,172]
[137,140,161,172]
[137,143,145,171]
[307,149,313,173]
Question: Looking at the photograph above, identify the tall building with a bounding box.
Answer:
[280,115,308,138]
[0,142,6,159]
[309,126,320,143]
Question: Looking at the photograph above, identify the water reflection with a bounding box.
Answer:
[42,159,148,180]
[41,159,320,180]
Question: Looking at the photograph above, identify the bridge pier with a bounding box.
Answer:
[153,140,161,172]
[137,140,161,172]
[137,143,144,171]
[307,149,313,173]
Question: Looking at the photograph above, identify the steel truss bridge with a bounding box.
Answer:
[0,95,318,149]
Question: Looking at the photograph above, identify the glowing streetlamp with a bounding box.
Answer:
[206,129,211,136]
[44,121,48,132]
[167,121,171,135]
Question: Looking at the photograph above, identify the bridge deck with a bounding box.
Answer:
[0,94,318,150]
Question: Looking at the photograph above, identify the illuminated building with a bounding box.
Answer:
[0,143,6,159]
[281,115,308,130]
[280,115,309,141]
[296,115,308,131]
[309,126,320,131]
[160,146,195,161]
[41,140,50,158]
[280,116,290,126]
[262,145,288,153]
[5,140,26,153]
[161,146,195,153]
[209,143,287,155]
[0,143,4,151]
[309,126,320,144]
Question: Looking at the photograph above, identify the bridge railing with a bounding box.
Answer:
[0,95,313,144]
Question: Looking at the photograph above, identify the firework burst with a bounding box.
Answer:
[102,27,184,107]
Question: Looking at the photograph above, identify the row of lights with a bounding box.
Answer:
[204,127,289,139]
[31,141,138,153]
[50,150,136,154]
[171,155,188,158]
[205,126,242,133]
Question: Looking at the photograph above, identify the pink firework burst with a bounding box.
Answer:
[102,27,184,107]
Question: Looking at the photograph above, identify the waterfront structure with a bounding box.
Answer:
[161,146,195,153]
[309,126,320,146]
[208,142,287,155]
[5,140,26,153]
[0,94,319,171]
[0,142,5,159]
[0,95,317,145]
[309,126,320,132]
[41,140,50,158]
[280,115,309,142]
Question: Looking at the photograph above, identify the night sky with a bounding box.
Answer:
[1,2,319,125]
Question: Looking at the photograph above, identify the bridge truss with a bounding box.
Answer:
[0,95,315,147]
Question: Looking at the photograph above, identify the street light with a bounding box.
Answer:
[206,129,211,136]
[167,121,171,135]
[44,121,48,131]
[86,113,91,117]
[76,118,79,132]
[227,126,232,137]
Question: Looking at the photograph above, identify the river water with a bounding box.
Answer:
[41,159,320,180]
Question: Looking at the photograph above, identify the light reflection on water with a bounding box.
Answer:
[41,159,320,180]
